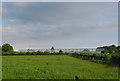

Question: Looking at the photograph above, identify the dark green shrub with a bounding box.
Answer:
[26,52,30,55]
[109,53,120,65]
[104,54,112,64]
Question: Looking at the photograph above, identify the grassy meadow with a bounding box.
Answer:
[2,55,118,79]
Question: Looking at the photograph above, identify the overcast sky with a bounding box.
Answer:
[2,0,119,2]
[2,2,118,50]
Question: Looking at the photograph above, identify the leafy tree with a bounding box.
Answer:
[117,46,120,53]
[111,45,116,48]
[109,47,113,53]
[102,50,108,54]
[26,52,30,55]
[59,50,63,53]
[2,43,14,53]
[59,50,63,54]
[97,45,119,54]
[82,49,90,53]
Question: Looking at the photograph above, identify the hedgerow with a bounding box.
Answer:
[2,50,120,66]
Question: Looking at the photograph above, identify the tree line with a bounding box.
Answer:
[97,45,120,54]
[1,43,120,66]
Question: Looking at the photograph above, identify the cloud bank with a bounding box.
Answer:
[2,2,118,50]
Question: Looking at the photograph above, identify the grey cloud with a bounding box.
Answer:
[2,2,118,50]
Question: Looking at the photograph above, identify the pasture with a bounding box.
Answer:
[2,55,118,79]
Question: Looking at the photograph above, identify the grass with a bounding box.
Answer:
[2,55,118,79]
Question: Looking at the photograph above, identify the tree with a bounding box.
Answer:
[109,47,113,53]
[111,45,116,48]
[102,50,108,54]
[2,43,14,53]
[59,50,63,54]
[82,49,90,53]
[51,46,54,50]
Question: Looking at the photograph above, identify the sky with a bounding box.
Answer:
[1,2,118,50]
[2,0,119,2]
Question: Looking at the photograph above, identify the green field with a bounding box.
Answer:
[2,55,118,79]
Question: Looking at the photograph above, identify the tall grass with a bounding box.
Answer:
[2,55,118,79]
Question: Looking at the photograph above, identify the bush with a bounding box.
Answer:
[109,53,120,66]
[69,52,120,66]
[104,54,112,64]
[91,59,105,64]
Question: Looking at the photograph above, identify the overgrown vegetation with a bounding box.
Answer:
[97,45,120,54]
[70,52,120,66]
[2,55,118,79]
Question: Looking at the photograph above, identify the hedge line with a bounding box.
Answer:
[2,51,120,66]
[70,52,120,66]
[2,51,69,55]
